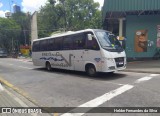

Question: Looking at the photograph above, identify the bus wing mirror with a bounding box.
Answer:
[87,34,93,41]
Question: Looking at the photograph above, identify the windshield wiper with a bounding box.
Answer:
[103,46,113,48]
[102,46,115,50]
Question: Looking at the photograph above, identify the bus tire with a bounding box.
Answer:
[46,62,52,71]
[86,64,97,77]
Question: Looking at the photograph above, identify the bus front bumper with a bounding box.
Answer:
[100,57,126,72]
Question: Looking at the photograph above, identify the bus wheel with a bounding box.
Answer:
[46,62,52,71]
[86,64,97,77]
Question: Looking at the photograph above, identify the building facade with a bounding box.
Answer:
[13,4,21,13]
[102,0,160,60]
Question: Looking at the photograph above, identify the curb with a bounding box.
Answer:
[0,77,54,115]
[121,70,160,74]
[0,83,4,91]
[0,76,41,107]
[127,61,144,64]
[17,58,32,62]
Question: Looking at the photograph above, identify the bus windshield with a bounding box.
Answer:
[95,31,123,52]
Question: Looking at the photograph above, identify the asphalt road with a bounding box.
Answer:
[0,58,160,116]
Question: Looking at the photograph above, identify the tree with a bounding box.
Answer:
[11,12,31,46]
[48,0,56,5]
[65,0,101,30]
[0,18,21,52]
[38,1,63,37]
[38,0,102,37]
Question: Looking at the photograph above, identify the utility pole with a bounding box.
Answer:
[12,38,13,51]
[31,11,38,45]
[23,30,27,45]
[61,0,66,31]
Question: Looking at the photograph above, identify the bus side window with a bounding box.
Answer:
[55,37,63,50]
[48,39,54,51]
[85,32,100,50]
[39,40,48,51]
[63,36,73,50]
[32,41,39,52]
[73,34,85,50]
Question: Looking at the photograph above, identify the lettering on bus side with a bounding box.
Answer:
[40,52,73,67]
[42,52,61,57]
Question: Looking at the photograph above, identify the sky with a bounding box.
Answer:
[0,0,104,17]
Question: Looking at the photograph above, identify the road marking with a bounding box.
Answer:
[0,61,33,70]
[0,83,4,91]
[18,66,33,70]
[150,74,160,77]
[104,81,125,86]
[61,84,133,116]
[16,59,32,63]
[135,76,153,83]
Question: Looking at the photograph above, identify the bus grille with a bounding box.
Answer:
[115,57,124,67]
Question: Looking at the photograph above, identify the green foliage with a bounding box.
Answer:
[0,0,102,52]
[0,18,21,52]
[11,12,31,45]
[48,0,56,5]
[38,3,61,37]
[38,0,102,38]
[65,0,101,30]
[0,12,30,53]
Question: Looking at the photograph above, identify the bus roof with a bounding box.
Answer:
[33,29,110,42]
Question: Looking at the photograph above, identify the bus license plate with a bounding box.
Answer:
[119,62,124,65]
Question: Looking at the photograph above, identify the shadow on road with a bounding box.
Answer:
[33,68,127,81]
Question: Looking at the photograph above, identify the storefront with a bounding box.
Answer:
[102,0,160,60]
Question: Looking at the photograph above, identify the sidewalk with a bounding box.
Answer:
[17,56,32,62]
[0,83,32,115]
[0,83,51,115]
[123,59,160,74]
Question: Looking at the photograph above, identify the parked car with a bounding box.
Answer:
[0,48,8,57]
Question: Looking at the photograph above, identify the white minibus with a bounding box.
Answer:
[32,29,126,76]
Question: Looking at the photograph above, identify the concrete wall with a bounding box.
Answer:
[126,15,160,59]
[31,11,38,44]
